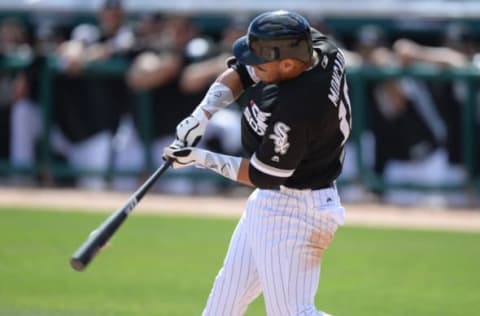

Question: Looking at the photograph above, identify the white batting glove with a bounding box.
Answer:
[163,146,207,169]
[175,108,209,147]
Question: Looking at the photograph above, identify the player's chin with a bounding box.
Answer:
[259,78,276,84]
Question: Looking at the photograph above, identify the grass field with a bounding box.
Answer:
[0,207,479,316]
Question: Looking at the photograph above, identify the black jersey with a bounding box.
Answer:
[232,29,352,190]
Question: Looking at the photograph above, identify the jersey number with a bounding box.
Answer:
[339,82,352,146]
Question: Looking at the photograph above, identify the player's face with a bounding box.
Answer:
[252,59,306,83]
[252,61,282,83]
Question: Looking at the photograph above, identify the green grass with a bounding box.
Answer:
[0,207,479,316]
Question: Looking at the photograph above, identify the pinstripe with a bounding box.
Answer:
[300,202,308,312]
[263,192,280,316]
[276,192,290,315]
[238,193,259,312]
[279,193,293,315]
[289,193,301,314]
[220,232,239,315]
[210,259,227,314]
[242,190,263,309]
[235,191,263,314]
[208,224,238,315]
[273,193,286,315]
[237,273,261,314]
[217,219,243,315]
[204,212,258,316]
[309,201,319,304]
[203,186,342,316]
[226,222,248,316]
[308,197,315,306]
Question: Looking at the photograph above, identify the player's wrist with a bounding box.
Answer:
[191,106,210,123]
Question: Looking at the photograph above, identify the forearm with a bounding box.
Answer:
[419,47,468,67]
[127,53,182,91]
[216,68,245,99]
[237,159,254,187]
[201,152,253,187]
[163,147,254,187]
[180,55,228,93]
[174,69,245,147]
[192,68,244,117]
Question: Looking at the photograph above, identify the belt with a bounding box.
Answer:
[275,182,335,192]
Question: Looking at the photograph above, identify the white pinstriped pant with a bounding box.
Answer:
[202,185,345,316]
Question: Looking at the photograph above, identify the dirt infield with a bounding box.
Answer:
[0,187,479,232]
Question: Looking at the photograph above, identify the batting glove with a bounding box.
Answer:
[163,146,207,169]
[175,108,209,147]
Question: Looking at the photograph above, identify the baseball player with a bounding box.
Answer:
[163,10,351,316]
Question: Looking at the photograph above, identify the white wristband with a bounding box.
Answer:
[196,150,242,182]
[195,82,235,115]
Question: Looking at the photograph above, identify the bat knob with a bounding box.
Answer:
[70,258,86,272]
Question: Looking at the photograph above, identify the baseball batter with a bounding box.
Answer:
[163,10,351,316]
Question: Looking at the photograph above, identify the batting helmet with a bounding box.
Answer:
[232,10,313,65]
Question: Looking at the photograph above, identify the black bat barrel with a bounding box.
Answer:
[70,206,130,271]
[69,159,172,272]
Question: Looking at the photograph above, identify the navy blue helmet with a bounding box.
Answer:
[233,10,313,65]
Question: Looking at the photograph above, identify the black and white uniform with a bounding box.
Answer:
[202,30,351,316]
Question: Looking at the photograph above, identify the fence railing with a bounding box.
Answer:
[1,56,478,194]
[347,65,478,194]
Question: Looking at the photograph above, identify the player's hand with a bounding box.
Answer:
[163,146,207,169]
[162,139,185,162]
[176,109,209,147]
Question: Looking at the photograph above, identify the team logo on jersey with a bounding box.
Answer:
[269,122,291,155]
[243,100,271,136]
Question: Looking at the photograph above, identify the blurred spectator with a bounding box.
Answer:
[353,25,453,204]
[8,16,75,186]
[179,16,247,159]
[1,9,477,202]
[53,0,135,190]
[108,13,168,191]
[394,22,478,171]
[123,14,199,193]
[392,23,480,205]
[304,14,362,67]
[133,13,164,53]
[0,18,37,182]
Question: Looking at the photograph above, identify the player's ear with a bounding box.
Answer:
[280,59,295,72]
[280,59,303,77]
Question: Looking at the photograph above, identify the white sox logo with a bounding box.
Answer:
[269,122,291,155]
[244,101,271,136]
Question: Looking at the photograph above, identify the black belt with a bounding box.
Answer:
[275,182,334,191]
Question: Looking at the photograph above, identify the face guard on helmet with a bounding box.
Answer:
[233,10,313,65]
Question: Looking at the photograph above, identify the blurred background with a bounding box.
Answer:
[0,0,479,207]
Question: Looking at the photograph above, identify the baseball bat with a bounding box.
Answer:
[70,158,173,272]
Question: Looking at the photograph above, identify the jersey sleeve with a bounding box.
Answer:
[249,95,309,188]
[227,58,257,89]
